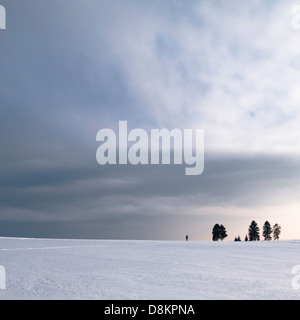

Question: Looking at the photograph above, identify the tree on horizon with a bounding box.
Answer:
[248,220,260,241]
[219,225,228,241]
[273,223,281,240]
[234,235,241,241]
[212,224,228,241]
[263,221,272,240]
[212,224,220,241]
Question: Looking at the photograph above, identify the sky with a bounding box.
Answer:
[1,0,300,240]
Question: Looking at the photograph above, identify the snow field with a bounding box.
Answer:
[0,237,299,299]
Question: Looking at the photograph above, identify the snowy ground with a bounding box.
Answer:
[0,237,299,300]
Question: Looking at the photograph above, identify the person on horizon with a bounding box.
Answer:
[186,234,189,241]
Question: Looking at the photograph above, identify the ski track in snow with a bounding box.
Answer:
[0,237,300,300]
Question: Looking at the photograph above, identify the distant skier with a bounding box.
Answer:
[186,234,189,241]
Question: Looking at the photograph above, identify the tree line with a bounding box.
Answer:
[212,221,281,241]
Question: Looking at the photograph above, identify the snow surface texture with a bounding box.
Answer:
[0,237,300,300]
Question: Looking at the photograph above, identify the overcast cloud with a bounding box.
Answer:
[1,0,300,240]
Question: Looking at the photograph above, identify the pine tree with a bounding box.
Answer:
[212,224,220,241]
[212,224,228,241]
[273,223,281,240]
[262,221,272,240]
[234,235,241,241]
[248,220,260,241]
[245,235,248,241]
[219,224,228,241]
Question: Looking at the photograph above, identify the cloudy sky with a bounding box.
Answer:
[1,0,300,240]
